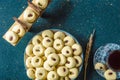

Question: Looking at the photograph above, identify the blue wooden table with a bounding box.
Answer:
[0,0,120,80]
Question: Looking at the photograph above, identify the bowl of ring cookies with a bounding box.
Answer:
[24,29,83,80]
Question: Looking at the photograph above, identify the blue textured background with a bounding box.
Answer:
[0,0,120,80]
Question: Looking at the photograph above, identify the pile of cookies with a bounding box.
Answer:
[25,30,83,80]
[3,0,50,46]
[95,63,117,80]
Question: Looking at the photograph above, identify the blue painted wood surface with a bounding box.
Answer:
[0,0,120,80]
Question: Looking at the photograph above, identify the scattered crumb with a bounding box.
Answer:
[66,0,70,2]
[118,40,120,42]
[86,20,90,23]
[58,24,62,27]
[36,20,39,23]
[118,15,120,18]
[2,20,5,23]
[76,29,80,32]
[22,6,25,9]
[92,15,95,17]
[0,7,2,10]
[110,3,113,6]
[73,4,76,7]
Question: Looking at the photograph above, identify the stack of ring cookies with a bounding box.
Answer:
[24,29,83,80]
[3,0,51,46]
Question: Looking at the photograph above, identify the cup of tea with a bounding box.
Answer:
[107,50,120,72]
[93,43,120,79]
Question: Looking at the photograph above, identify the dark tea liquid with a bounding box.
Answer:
[108,50,120,71]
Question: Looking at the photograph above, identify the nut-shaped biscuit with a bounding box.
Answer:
[74,56,82,67]
[26,57,33,68]
[42,37,53,48]
[54,31,65,40]
[62,46,73,57]
[44,47,56,57]
[47,53,59,66]
[27,68,35,79]
[47,71,59,80]
[53,39,64,51]
[23,9,37,23]
[104,69,117,80]
[43,61,55,71]
[57,66,69,77]
[33,44,45,56]
[72,44,82,56]
[95,63,107,71]
[64,36,75,46]
[58,54,66,66]
[69,68,79,79]
[12,24,25,37]
[35,67,47,79]
[26,44,34,56]
[35,0,49,9]
[42,30,53,38]
[32,35,42,45]
[31,56,43,67]
[65,57,76,68]
[5,31,19,44]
